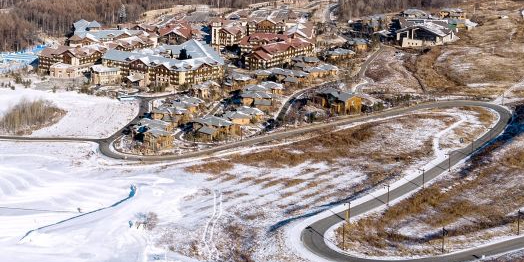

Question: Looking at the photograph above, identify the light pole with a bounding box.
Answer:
[442,227,448,254]
[343,201,350,250]
[385,184,390,206]
[418,168,425,189]
[445,152,452,172]
[345,201,351,224]
[518,209,523,235]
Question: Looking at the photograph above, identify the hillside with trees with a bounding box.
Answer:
[0,0,263,51]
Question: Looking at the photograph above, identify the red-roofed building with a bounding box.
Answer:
[239,33,289,54]
[158,22,195,45]
[245,38,314,70]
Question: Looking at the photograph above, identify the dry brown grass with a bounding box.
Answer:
[405,47,460,93]
[337,134,524,256]
[185,160,234,174]
[0,98,65,135]
[402,0,524,97]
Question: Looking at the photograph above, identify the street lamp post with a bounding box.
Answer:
[418,168,425,189]
[385,184,390,206]
[345,201,351,224]
[343,202,350,250]
[442,227,448,254]
[518,209,523,235]
[445,152,452,172]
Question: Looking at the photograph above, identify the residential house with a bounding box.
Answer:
[302,63,338,79]
[189,80,221,99]
[240,90,274,110]
[313,88,362,115]
[192,116,240,141]
[226,72,257,90]
[396,19,456,47]
[247,18,286,35]
[68,29,151,47]
[400,9,429,19]
[346,38,369,52]
[237,106,265,121]
[133,118,174,153]
[223,111,252,125]
[210,19,249,48]
[72,19,102,33]
[325,48,355,63]
[438,8,466,20]
[244,81,284,95]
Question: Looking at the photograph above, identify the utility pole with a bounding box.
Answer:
[442,227,448,254]
[345,201,351,224]
[385,184,390,206]
[445,152,452,172]
[518,209,522,235]
[343,201,351,250]
[418,168,425,189]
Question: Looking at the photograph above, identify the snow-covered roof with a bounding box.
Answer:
[91,64,119,73]
[195,116,233,127]
[102,39,224,72]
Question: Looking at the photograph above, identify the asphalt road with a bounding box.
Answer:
[0,100,509,163]
[300,102,516,262]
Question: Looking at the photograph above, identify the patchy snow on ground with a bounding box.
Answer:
[0,105,503,262]
[0,88,138,138]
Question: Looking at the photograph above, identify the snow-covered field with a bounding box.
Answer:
[0,88,138,138]
[0,141,199,262]
[0,107,499,262]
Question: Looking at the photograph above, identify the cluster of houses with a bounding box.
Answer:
[210,6,319,69]
[348,7,477,48]
[132,80,363,151]
[33,4,477,154]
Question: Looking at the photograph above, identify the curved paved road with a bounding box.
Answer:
[300,101,516,262]
[0,100,510,163]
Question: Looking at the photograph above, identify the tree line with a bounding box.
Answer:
[0,0,267,51]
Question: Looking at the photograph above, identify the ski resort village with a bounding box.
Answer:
[1,0,524,261]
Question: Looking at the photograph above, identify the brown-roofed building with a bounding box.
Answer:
[245,38,315,70]
[239,33,289,54]
[158,22,195,45]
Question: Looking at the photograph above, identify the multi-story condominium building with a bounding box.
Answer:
[157,21,203,45]
[210,19,248,48]
[90,65,121,85]
[247,18,286,35]
[245,38,315,70]
[72,19,102,33]
[38,45,74,74]
[38,44,107,75]
[101,39,225,89]
[68,29,155,47]
[238,33,289,54]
